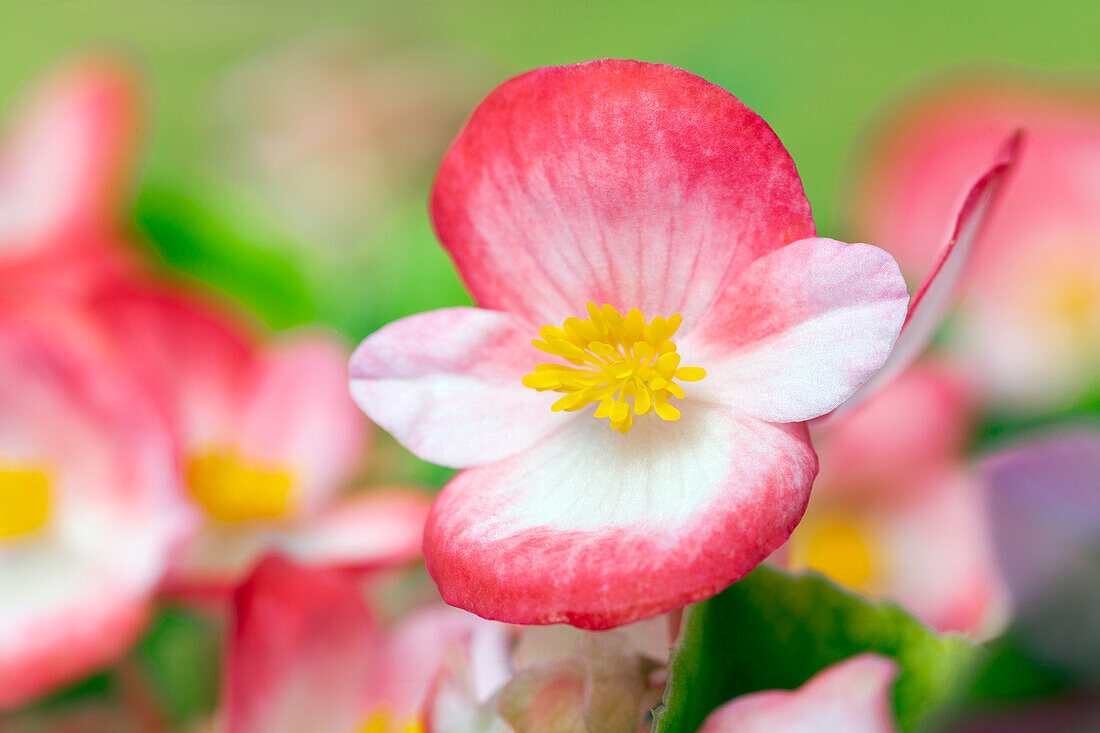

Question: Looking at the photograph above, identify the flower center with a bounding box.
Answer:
[522,302,705,434]
[788,516,881,591]
[0,466,50,539]
[356,709,423,733]
[186,449,293,523]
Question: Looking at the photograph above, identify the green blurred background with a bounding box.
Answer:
[4,0,1099,339]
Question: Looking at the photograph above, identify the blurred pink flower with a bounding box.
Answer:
[222,555,510,733]
[698,653,900,733]
[0,310,190,709]
[0,58,142,304]
[351,59,913,630]
[222,555,670,733]
[847,78,1100,411]
[87,282,429,599]
[789,361,1009,637]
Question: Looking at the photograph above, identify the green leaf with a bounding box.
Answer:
[133,606,222,727]
[652,566,982,733]
[133,179,316,331]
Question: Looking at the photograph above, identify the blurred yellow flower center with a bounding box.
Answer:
[356,709,423,733]
[522,302,705,434]
[0,467,50,539]
[187,450,293,523]
[789,517,878,591]
[1045,267,1100,336]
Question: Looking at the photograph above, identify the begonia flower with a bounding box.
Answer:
[846,78,1100,411]
[0,311,190,709]
[351,58,919,629]
[0,57,141,303]
[789,361,1008,637]
[221,554,510,733]
[697,653,900,733]
[222,555,670,733]
[87,282,429,597]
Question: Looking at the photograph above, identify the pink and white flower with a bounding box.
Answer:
[698,653,900,733]
[350,59,914,629]
[222,554,510,733]
[789,361,1009,637]
[222,555,670,733]
[88,281,429,598]
[0,57,141,304]
[0,311,190,709]
[846,78,1100,411]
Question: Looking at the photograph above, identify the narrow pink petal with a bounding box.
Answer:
[425,406,817,629]
[833,133,1022,416]
[431,59,814,327]
[0,58,140,249]
[683,238,908,424]
[225,555,377,733]
[238,335,368,514]
[284,489,431,570]
[350,307,572,469]
[699,653,900,733]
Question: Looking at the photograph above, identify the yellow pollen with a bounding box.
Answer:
[789,516,879,591]
[187,450,293,523]
[356,708,423,733]
[0,467,50,539]
[522,302,705,434]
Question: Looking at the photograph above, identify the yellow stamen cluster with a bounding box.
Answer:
[357,709,423,733]
[0,467,50,539]
[187,450,292,523]
[522,302,705,433]
[789,517,878,591]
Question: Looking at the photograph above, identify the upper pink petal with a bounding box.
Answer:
[224,555,378,733]
[699,653,899,733]
[424,405,817,629]
[0,57,140,254]
[86,279,258,449]
[682,238,908,424]
[350,307,572,468]
[430,59,814,327]
[0,311,190,708]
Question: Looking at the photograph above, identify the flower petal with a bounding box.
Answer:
[832,133,1021,416]
[698,653,899,733]
[424,404,817,629]
[86,280,257,447]
[283,489,431,570]
[0,58,140,249]
[430,59,814,327]
[812,360,976,501]
[238,335,368,514]
[162,490,429,600]
[682,238,908,424]
[350,307,572,468]
[225,555,378,733]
